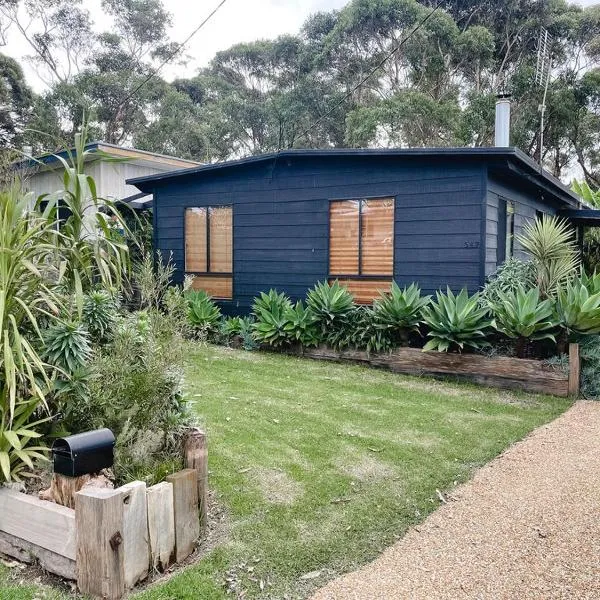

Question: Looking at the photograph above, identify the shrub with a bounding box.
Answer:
[516,215,579,298]
[422,288,492,352]
[83,290,119,344]
[187,290,222,336]
[481,258,536,305]
[489,287,558,358]
[306,281,355,342]
[85,310,189,485]
[283,301,320,347]
[371,282,431,346]
[252,290,293,347]
[580,335,600,399]
[556,279,600,338]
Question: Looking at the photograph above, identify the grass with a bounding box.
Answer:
[0,345,570,599]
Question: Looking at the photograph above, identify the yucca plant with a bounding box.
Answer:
[556,279,600,338]
[489,286,558,357]
[186,290,222,333]
[516,215,579,298]
[372,282,431,346]
[422,288,491,353]
[283,301,320,347]
[306,280,355,341]
[252,290,292,347]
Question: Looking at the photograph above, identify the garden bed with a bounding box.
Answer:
[0,429,207,600]
[299,344,579,397]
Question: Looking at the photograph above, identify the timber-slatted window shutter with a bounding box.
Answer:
[185,206,233,299]
[329,198,395,304]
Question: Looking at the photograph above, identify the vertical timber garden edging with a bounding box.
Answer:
[299,344,580,398]
[0,430,209,600]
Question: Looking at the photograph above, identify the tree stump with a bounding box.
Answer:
[39,471,114,509]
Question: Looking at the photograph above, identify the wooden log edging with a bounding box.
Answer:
[300,345,578,398]
[0,428,209,599]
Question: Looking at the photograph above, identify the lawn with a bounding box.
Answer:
[0,344,570,599]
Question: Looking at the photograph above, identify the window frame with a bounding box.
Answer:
[328,196,395,280]
[184,205,233,299]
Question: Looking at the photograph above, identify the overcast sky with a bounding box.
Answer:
[1,0,598,92]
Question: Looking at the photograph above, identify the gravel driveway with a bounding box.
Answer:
[312,401,600,600]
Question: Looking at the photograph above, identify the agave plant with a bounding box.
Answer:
[372,282,431,346]
[422,288,492,353]
[581,270,600,295]
[252,290,292,347]
[489,286,558,357]
[283,301,320,347]
[556,279,600,337]
[186,290,222,333]
[306,280,355,340]
[516,215,579,298]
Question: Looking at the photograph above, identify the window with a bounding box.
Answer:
[505,201,515,260]
[185,206,233,299]
[329,198,394,303]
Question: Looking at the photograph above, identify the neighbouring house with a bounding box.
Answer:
[19,141,201,210]
[128,144,590,314]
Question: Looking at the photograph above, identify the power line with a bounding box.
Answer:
[115,0,228,112]
[293,0,445,147]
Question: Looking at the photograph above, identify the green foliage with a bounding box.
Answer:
[580,334,600,399]
[252,290,293,348]
[481,258,536,305]
[556,279,600,337]
[371,282,431,346]
[43,321,91,374]
[84,310,189,485]
[0,399,48,483]
[422,288,492,353]
[283,301,320,347]
[187,290,222,334]
[82,290,118,343]
[516,215,580,298]
[489,287,558,356]
[306,281,355,341]
[36,125,131,293]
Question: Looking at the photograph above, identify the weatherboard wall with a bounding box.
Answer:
[152,155,487,313]
[485,175,557,277]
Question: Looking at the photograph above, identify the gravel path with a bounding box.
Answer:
[313,401,600,600]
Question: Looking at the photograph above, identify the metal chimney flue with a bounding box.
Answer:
[494,94,511,147]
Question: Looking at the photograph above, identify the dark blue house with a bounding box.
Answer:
[128,147,583,313]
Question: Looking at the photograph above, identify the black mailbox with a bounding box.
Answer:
[52,429,115,477]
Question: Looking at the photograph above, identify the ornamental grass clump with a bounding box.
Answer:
[422,287,492,353]
[489,286,558,358]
